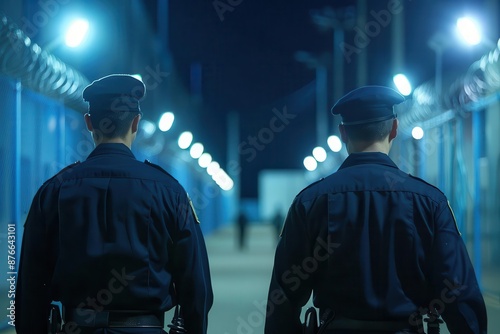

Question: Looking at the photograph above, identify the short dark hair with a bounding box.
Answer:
[90,110,138,139]
[343,118,394,142]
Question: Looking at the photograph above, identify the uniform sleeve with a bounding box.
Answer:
[15,186,54,334]
[428,200,487,334]
[265,199,313,334]
[171,192,213,334]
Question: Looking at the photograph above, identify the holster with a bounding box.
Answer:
[168,305,187,334]
[303,307,318,334]
[425,311,444,334]
[303,307,335,334]
[48,304,62,334]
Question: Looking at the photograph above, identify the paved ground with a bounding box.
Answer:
[203,222,280,334]
[3,223,499,333]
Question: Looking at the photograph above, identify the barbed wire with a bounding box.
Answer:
[0,14,89,113]
[399,39,500,132]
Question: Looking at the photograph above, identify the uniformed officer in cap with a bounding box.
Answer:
[264,86,487,334]
[16,74,213,334]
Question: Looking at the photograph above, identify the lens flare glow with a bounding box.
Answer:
[198,153,212,168]
[178,131,193,149]
[393,74,412,96]
[456,17,482,46]
[303,156,318,171]
[65,19,89,47]
[189,142,204,159]
[412,126,424,140]
[327,135,342,152]
[158,112,175,132]
[312,146,327,162]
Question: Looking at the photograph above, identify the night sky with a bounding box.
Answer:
[166,0,492,197]
[21,0,493,198]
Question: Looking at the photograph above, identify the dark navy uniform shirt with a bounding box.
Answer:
[265,152,487,334]
[16,143,213,334]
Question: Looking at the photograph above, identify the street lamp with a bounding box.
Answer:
[429,16,497,96]
[411,126,424,140]
[312,146,327,162]
[393,73,412,96]
[310,6,356,147]
[65,18,89,47]
[427,16,496,191]
[178,131,193,149]
[454,16,495,284]
[189,143,204,159]
[327,135,342,152]
[456,17,481,45]
[310,6,356,102]
[158,112,175,132]
[303,156,318,171]
[198,153,212,168]
[455,16,496,49]
[45,17,90,52]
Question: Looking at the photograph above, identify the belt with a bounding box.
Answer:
[64,309,164,328]
[327,316,414,332]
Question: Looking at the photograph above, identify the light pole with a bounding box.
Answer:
[454,16,493,285]
[310,6,356,143]
[427,31,452,99]
[427,31,452,194]
[310,6,356,102]
[428,18,495,284]
[294,51,329,147]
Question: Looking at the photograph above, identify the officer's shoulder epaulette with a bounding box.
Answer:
[296,177,325,197]
[408,173,445,195]
[144,160,177,181]
[43,161,81,185]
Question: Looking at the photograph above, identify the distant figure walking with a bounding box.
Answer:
[271,210,284,240]
[237,210,249,250]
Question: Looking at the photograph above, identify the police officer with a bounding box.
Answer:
[16,74,213,334]
[264,86,487,334]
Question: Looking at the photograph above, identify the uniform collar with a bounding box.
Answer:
[87,143,136,160]
[338,152,398,170]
